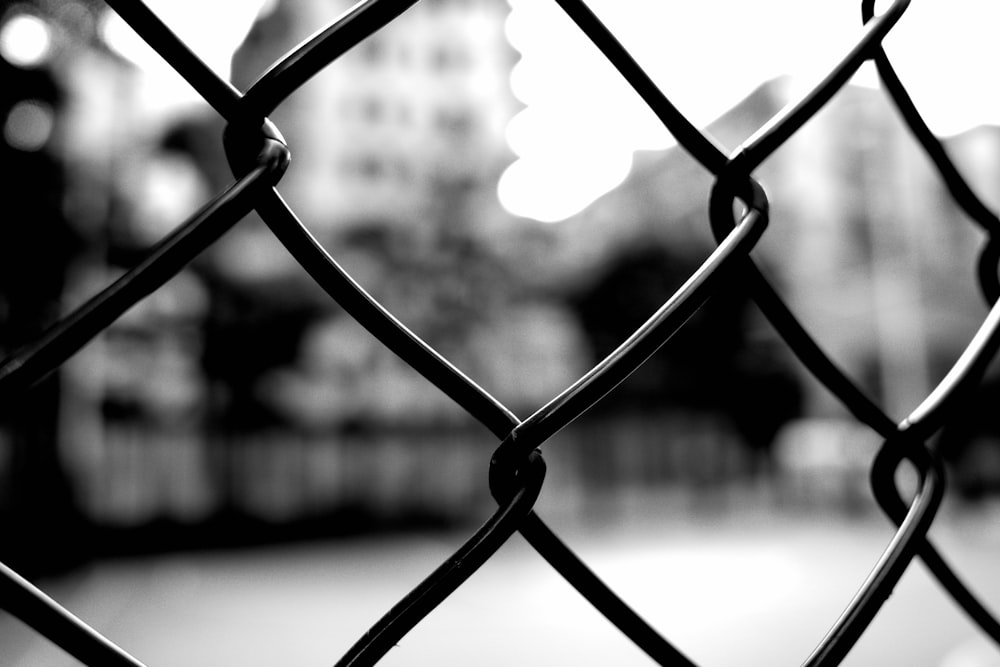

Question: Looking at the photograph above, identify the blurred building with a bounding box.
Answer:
[221,0,531,407]
[230,0,517,236]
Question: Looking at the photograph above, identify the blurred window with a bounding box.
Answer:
[359,33,384,64]
[434,107,474,138]
[357,155,384,179]
[429,43,469,71]
[357,95,384,123]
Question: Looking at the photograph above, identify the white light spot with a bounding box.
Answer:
[0,11,53,68]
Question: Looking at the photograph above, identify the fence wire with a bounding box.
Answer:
[1,0,999,665]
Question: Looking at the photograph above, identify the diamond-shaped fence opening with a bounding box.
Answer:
[1,0,999,665]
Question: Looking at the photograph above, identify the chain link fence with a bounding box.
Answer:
[1,0,1000,664]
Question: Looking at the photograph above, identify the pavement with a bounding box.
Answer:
[3,493,1000,666]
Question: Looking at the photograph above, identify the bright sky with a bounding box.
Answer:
[501,0,1000,221]
[98,0,1000,223]
[99,0,273,118]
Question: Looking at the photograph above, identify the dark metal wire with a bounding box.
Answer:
[857,0,1000,305]
[102,0,242,121]
[551,0,729,174]
[0,138,290,401]
[803,436,945,667]
[491,178,768,474]
[255,184,700,665]
[709,177,1000,654]
[335,450,548,667]
[254,188,520,439]
[708,170,989,664]
[0,562,145,666]
[515,512,699,667]
[1,0,999,665]
[241,0,422,120]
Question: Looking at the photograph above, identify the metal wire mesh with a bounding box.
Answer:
[1,0,1000,664]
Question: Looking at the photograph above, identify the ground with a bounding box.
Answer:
[3,492,1000,666]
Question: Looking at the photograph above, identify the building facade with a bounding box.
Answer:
[232,0,518,236]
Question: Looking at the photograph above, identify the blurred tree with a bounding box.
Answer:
[570,242,748,411]
[569,241,802,476]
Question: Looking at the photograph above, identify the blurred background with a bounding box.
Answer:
[1,0,1000,664]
